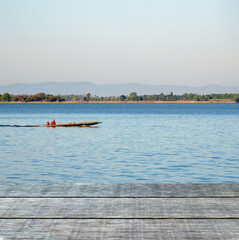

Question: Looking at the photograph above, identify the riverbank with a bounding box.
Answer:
[77,100,235,103]
[0,100,236,103]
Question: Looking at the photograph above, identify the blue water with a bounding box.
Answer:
[0,103,238,183]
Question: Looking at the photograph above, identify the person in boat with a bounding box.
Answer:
[45,122,50,126]
[51,119,56,125]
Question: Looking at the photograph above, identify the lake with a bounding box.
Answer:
[0,103,238,183]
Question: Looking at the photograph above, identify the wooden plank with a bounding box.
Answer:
[0,198,238,219]
[0,183,239,197]
[0,219,238,239]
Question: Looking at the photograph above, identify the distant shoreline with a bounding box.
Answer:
[0,100,236,104]
[79,100,235,104]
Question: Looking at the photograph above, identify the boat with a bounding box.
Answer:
[0,121,102,127]
[46,121,102,127]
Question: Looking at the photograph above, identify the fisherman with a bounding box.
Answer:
[51,119,56,125]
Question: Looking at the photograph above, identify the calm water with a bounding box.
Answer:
[0,103,238,183]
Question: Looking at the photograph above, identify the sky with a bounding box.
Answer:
[0,0,238,87]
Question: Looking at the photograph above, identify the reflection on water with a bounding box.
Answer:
[0,103,238,183]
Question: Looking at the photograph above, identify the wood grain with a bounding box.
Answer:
[0,198,238,219]
[0,184,238,239]
[0,183,238,197]
[0,219,238,239]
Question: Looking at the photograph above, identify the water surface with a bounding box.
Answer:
[0,103,238,183]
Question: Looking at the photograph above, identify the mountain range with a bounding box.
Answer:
[0,82,239,96]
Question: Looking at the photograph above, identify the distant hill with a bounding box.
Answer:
[0,82,239,96]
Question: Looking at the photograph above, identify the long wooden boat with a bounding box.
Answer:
[46,121,101,127]
[0,121,102,127]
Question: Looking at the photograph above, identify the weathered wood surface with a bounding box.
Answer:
[0,219,239,239]
[0,184,238,239]
[0,198,238,219]
[0,183,238,197]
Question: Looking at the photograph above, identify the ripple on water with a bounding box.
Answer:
[0,103,239,183]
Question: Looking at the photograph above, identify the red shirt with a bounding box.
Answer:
[51,119,56,125]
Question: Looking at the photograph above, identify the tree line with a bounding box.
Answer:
[1,92,239,103]
[0,92,65,102]
[62,92,239,103]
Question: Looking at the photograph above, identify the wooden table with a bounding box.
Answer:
[0,183,238,239]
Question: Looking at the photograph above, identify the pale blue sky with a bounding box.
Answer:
[0,0,238,86]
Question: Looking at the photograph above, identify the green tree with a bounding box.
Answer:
[1,93,11,102]
[129,92,138,101]
[12,95,19,102]
[119,95,126,101]
[235,96,239,103]
[81,96,87,102]
[167,92,174,101]
[86,93,91,102]
[36,92,46,100]
[159,93,165,101]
